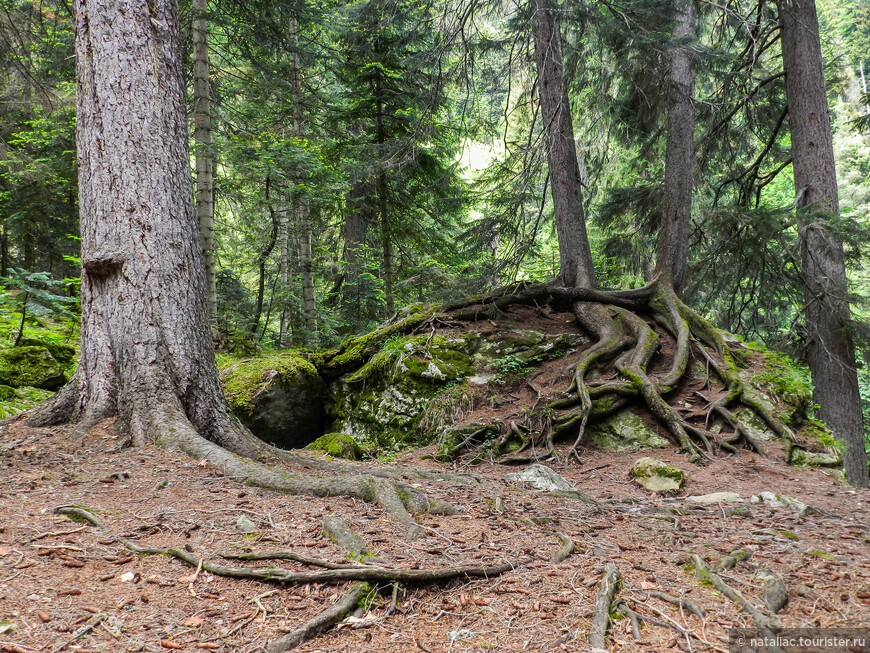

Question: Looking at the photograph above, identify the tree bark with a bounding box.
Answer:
[29,0,252,457]
[531,0,596,289]
[192,0,216,318]
[290,17,318,340]
[778,0,869,487]
[277,193,291,346]
[655,0,696,294]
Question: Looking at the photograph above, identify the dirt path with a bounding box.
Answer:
[0,420,868,652]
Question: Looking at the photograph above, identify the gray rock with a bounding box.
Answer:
[750,491,806,511]
[630,457,686,492]
[686,492,743,504]
[505,464,576,492]
[790,449,842,468]
[236,516,257,533]
[588,411,669,452]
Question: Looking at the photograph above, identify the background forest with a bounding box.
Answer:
[1,0,870,461]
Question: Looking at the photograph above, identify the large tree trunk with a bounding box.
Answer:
[192,0,216,318]
[655,0,696,294]
[778,0,869,487]
[531,0,596,289]
[29,0,252,456]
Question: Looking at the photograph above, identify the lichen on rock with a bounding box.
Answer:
[326,330,584,451]
[587,410,669,452]
[630,457,686,492]
[220,352,326,449]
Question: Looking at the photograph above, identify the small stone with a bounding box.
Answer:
[685,492,742,504]
[750,492,806,511]
[505,464,576,492]
[630,457,685,492]
[236,516,257,533]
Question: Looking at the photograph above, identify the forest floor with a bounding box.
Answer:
[1,417,869,653]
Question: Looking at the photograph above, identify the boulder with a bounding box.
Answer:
[17,338,76,366]
[0,346,67,390]
[327,330,584,449]
[630,457,685,492]
[221,352,326,449]
[588,411,669,452]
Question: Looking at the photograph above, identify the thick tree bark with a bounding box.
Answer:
[29,0,252,456]
[192,0,216,318]
[655,0,696,294]
[290,17,318,339]
[778,0,869,487]
[531,0,596,289]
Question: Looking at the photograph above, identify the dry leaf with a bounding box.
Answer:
[0,547,12,556]
[196,644,220,650]
[36,611,51,623]
[183,615,204,627]
[161,640,184,649]
[458,592,469,607]
[120,572,136,582]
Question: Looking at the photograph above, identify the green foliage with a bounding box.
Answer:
[0,385,53,419]
[0,269,77,347]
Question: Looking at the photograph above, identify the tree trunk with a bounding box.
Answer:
[0,221,8,277]
[290,17,317,340]
[192,0,216,318]
[778,0,869,487]
[655,0,696,294]
[374,39,394,315]
[277,194,291,346]
[531,0,596,289]
[29,0,252,457]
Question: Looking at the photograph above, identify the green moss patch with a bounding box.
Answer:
[305,433,365,460]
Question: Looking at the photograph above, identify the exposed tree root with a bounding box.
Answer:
[321,516,374,559]
[420,281,800,465]
[647,591,705,618]
[265,583,366,653]
[589,562,621,650]
[688,553,782,646]
[549,532,574,563]
[56,505,525,584]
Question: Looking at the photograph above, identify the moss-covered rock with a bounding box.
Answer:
[630,457,686,492]
[305,432,365,460]
[0,346,67,390]
[588,411,669,452]
[790,448,842,469]
[17,338,76,367]
[326,330,584,450]
[220,352,326,449]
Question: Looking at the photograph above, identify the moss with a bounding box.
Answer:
[329,305,437,370]
[17,338,76,366]
[778,530,799,540]
[0,346,67,390]
[806,549,835,561]
[305,433,365,460]
[221,351,319,415]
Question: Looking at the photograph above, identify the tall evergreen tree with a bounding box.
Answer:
[778,0,869,487]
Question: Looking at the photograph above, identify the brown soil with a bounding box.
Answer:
[1,414,869,653]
